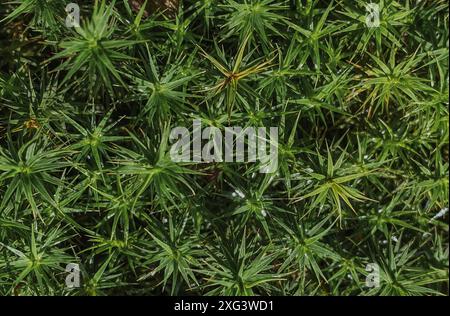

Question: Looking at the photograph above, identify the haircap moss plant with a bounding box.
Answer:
[0,0,448,296]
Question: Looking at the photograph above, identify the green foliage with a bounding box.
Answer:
[0,0,448,296]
